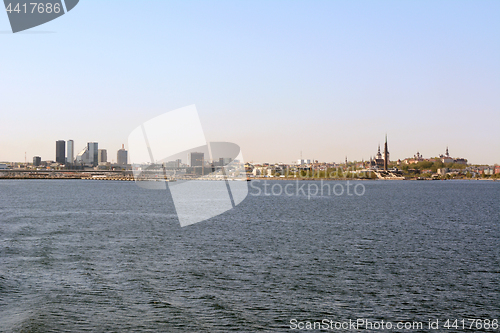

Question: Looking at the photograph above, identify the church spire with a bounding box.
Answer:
[384,134,389,171]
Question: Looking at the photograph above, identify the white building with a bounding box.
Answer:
[66,140,74,164]
[75,142,99,166]
[75,146,88,164]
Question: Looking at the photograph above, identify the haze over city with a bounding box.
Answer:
[1,1,499,164]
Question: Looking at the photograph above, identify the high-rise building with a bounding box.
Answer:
[74,142,99,166]
[117,144,128,165]
[33,156,41,166]
[188,152,204,167]
[88,142,98,166]
[56,140,66,165]
[98,149,107,164]
[67,140,74,164]
[75,146,88,164]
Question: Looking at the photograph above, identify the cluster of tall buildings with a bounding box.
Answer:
[37,140,129,168]
[186,152,234,168]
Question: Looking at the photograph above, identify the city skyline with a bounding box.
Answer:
[1,1,499,164]
[0,136,488,167]
[4,139,128,165]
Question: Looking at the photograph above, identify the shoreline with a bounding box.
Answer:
[0,176,497,181]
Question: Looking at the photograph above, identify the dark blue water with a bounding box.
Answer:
[1,180,499,332]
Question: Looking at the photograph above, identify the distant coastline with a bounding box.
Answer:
[0,173,497,182]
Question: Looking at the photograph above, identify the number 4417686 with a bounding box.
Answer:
[5,2,61,14]
[444,319,498,330]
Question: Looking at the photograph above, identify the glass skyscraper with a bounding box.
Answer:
[56,140,66,165]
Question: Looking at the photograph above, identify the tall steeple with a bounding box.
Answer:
[376,144,382,160]
[446,146,449,157]
[384,134,389,171]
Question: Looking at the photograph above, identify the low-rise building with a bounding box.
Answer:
[437,168,449,176]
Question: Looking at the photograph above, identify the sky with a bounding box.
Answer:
[1,0,499,164]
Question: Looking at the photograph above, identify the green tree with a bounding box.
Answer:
[418,161,433,169]
[434,160,444,169]
[451,163,466,170]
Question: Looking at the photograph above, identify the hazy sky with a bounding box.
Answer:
[1,1,499,164]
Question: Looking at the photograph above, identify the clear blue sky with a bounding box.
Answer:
[1,0,499,164]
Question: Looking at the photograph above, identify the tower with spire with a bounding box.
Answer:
[383,134,389,171]
[374,143,384,169]
[376,144,382,160]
